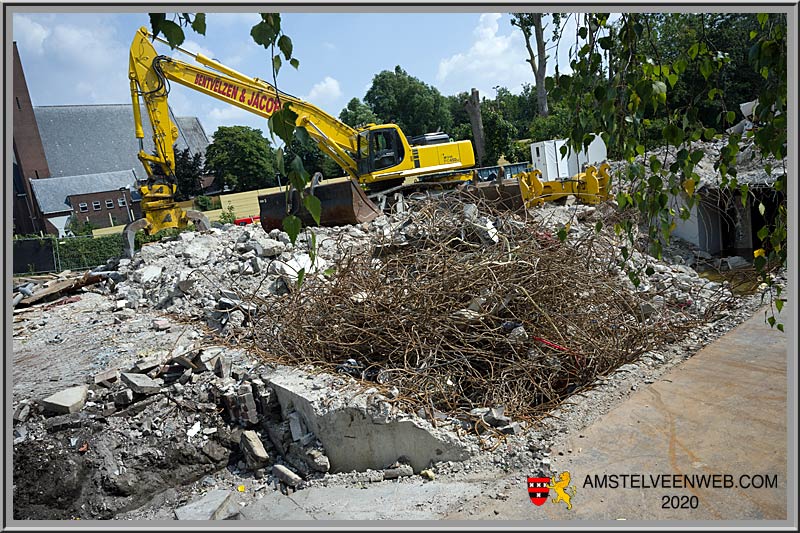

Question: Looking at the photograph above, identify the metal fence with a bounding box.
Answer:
[12,235,124,275]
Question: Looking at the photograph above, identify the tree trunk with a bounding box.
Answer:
[516,14,550,118]
[533,14,549,117]
[464,88,486,166]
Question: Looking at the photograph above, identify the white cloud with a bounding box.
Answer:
[13,15,50,56]
[12,16,131,105]
[182,39,217,61]
[304,76,342,107]
[208,106,252,122]
[436,13,531,97]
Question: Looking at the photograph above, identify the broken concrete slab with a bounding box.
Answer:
[174,489,237,520]
[41,385,88,415]
[266,367,471,473]
[13,401,32,423]
[137,265,163,284]
[240,430,270,470]
[288,411,306,441]
[120,373,162,395]
[93,368,120,386]
[132,356,163,373]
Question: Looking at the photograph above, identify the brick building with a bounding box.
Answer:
[12,42,51,234]
[29,170,142,235]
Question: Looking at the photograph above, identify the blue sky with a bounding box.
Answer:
[13,10,584,140]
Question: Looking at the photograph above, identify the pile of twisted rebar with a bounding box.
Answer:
[245,196,698,420]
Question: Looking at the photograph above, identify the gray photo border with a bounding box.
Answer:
[3,0,797,530]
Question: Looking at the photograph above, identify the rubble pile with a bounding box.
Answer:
[13,309,474,519]
[80,194,740,422]
[607,137,786,191]
[101,224,374,333]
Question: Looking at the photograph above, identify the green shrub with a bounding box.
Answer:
[506,141,530,164]
[641,117,670,151]
[195,195,212,211]
[218,202,237,224]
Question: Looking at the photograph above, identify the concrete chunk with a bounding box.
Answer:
[268,367,470,473]
[174,490,237,520]
[120,372,162,395]
[272,464,303,487]
[93,368,120,385]
[151,318,171,331]
[41,386,88,415]
[240,430,270,469]
[383,464,414,480]
[114,389,134,406]
[138,265,163,284]
[133,357,162,373]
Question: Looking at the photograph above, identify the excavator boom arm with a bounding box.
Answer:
[128,26,361,179]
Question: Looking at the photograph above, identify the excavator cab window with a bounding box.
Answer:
[357,128,404,174]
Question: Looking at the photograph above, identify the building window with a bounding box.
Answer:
[92,201,101,211]
[79,203,88,213]
[105,199,114,209]
[118,197,127,207]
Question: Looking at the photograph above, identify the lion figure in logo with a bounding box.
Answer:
[548,471,577,510]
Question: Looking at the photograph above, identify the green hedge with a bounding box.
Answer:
[18,225,197,272]
[58,234,124,270]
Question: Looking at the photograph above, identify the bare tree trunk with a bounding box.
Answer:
[533,14,549,117]
[464,88,486,166]
[514,13,549,117]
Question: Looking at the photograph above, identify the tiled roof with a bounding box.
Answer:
[175,116,210,158]
[33,104,209,178]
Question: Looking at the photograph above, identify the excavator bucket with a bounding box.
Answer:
[461,178,527,212]
[258,178,383,232]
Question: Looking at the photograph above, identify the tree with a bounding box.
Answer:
[364,66,452,136]
[511,13,558,117]
[481,105,517,166]
[339,97,378,128]
[65,214,96,236]
[172,146,205,201]
[204,126,278,192]
[557,12,787,325]
[284,138,341,179]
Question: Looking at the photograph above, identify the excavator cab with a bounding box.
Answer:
[356,128,406,174]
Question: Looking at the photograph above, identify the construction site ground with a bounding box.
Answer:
[10,159,790,522]
[11,271,787,522]
[119,303,789,522]
[175,302,789,522]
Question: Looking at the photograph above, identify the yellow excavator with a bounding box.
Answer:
[125,26,476,254]
[125,26,611,255]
